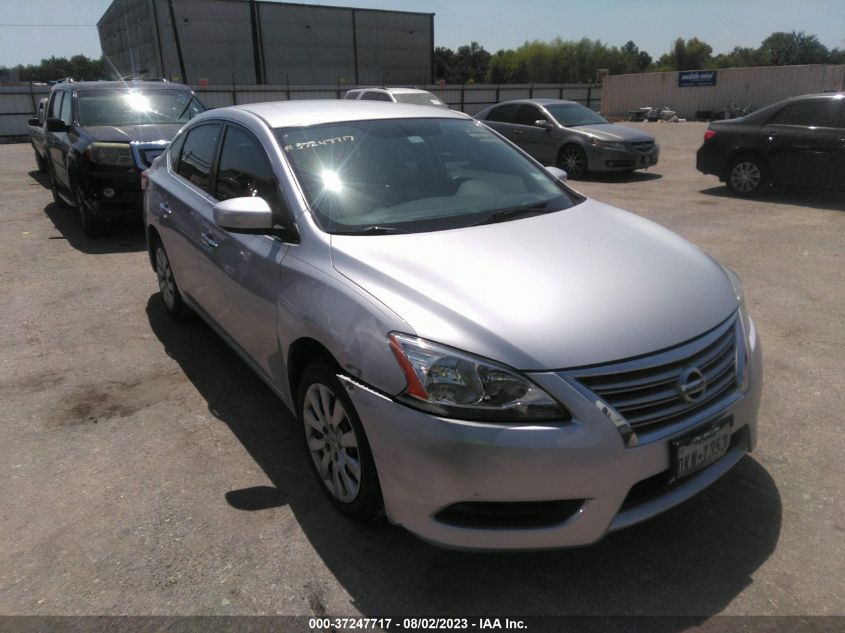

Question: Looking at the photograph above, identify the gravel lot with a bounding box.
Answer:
[0,122,843,620]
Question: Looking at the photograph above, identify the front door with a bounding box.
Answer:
[195,123,290,380]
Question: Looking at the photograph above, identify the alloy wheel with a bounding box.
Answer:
[302,382,361,503]
[560,147,586,178]
[729,161,761,193]
[155,247,176,310]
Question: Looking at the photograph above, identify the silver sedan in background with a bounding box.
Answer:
[143,100,760,550]
[476,98,659,178]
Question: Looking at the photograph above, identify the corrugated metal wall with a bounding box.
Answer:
[257,4,356,85]
[354,9,432,85]
[98,0,160,78]
[602,65,845,118]
[171,0,257,84]
[98,0,433,86]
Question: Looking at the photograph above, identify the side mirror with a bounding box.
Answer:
[545,166,568,182]
[213,196,275,233]
[534,119,553,129]
[28,117,40,127]
[45,118,68,133]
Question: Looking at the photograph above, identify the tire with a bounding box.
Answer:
[34,148,47,173]
[152,238,192,320]
[72,181,110,238]
[725,155,770,197]
[297,361,383,522]
[557,144,588,179]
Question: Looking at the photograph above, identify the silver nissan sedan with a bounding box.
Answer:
[143,100,762,550]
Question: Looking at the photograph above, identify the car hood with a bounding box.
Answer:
[81,123,182,143]
[570,123,655,143]
[330,199,737,370]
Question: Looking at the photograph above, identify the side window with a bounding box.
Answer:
[59,92,73,125]
[48,92,63,119]
[344,92,358,100]
[514,104,543,126]
[168,131,187,171]
[769,100,841,128]
[176,124,221,193]
[214,126,283,212]
[486,104,517,123]
[361,91,391,101]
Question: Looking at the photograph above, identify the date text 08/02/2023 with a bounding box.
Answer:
[308,617,528,630]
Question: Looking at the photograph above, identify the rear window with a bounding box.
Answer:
[393,92,446,108]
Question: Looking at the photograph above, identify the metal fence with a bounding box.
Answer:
[0,82,601,141]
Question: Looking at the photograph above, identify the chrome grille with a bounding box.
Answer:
[570,316,738,432]
[630,141,655,153]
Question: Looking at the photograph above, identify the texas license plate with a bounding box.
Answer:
[671,419,732,479]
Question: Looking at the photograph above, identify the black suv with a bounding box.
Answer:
[696,92,845,196]
[42,80,205,237]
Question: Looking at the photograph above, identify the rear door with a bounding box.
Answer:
[154,122,222,308]
[45,91,67,180]
[762,98,845,188]
[481,103,519,141]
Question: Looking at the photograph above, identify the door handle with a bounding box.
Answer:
[201,232,219,249]
[513,130,525,135]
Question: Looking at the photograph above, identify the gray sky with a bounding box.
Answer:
[1,0,844,67]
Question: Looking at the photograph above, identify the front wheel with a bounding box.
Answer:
[726,155,770,197]
[558,145,588,179]
[298,361,383,522]
[73,182,110,238]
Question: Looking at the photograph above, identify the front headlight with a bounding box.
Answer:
[590,138,627,150]
[86,142,134,167]
[388,333,570,422]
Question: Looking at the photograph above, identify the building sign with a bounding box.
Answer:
[678,70,717,87]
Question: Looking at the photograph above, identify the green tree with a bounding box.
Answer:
[759,31,829,65]
[657,37,713,70]
[0,54,106,82]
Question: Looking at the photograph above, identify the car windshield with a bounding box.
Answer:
[275,118,579,234]
[393,92,447,108]
[545,103,609,127]
[77,89,205,127]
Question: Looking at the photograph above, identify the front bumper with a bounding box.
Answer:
[344,320,762,550]
[77,167,143,218]
[588,144,660,172]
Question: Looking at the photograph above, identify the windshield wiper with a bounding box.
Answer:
[472,202,550,227]
[350,226,409,235]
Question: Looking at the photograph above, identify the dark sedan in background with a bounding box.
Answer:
[475,99,659,178]
[697,93,845,196]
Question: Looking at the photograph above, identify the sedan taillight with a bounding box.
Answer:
[704,129,717,141]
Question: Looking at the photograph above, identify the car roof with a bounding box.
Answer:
[492,99,579,106]
[212,99,468,128]
[348,87,433,95]
[54,81,193,92]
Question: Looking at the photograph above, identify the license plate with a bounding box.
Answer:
[671,419,732,479]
